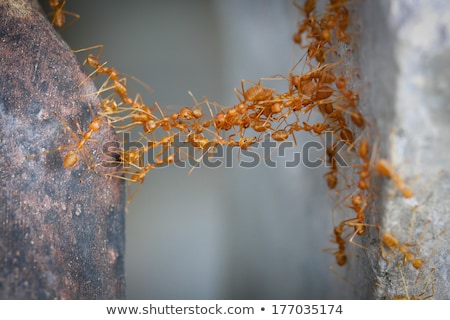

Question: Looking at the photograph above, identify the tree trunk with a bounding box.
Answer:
[0,0,126,299]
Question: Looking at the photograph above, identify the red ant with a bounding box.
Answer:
[29,105,102,174]
[376,158,414,198]
[325,221,353,267]
[382,232,423,269]
[48,0,79,28]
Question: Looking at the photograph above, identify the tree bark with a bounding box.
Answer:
[0,0,126,299]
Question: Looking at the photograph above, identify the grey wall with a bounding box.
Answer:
[356,0,450,299]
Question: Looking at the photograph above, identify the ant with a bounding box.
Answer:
[302,0,317,18]
[29,105,102,174]
[332,222,348,266]
[376,158,414,198]
[325,220,356,267]
[48,0,79,28]
[243,84,274,103]
[334,75,359,108]
[292,0,318,44]
[323,141,343,190]
[382,232,424,269]
[252,120,272,133]
[381,211,431,271]
[271,129,289,142]
[344,191,370,236]
[227,136,257,151]
[75,45,152,108]
[355,139,371,190]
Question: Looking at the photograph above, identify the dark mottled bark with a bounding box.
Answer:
[0,0,126,299]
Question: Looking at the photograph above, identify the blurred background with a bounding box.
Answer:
[43,0,354,299]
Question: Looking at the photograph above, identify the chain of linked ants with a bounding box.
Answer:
[44,0,431,297]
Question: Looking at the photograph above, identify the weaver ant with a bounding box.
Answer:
[29,105,103,174]
[48,0,79,28]
[376,158,414,198]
